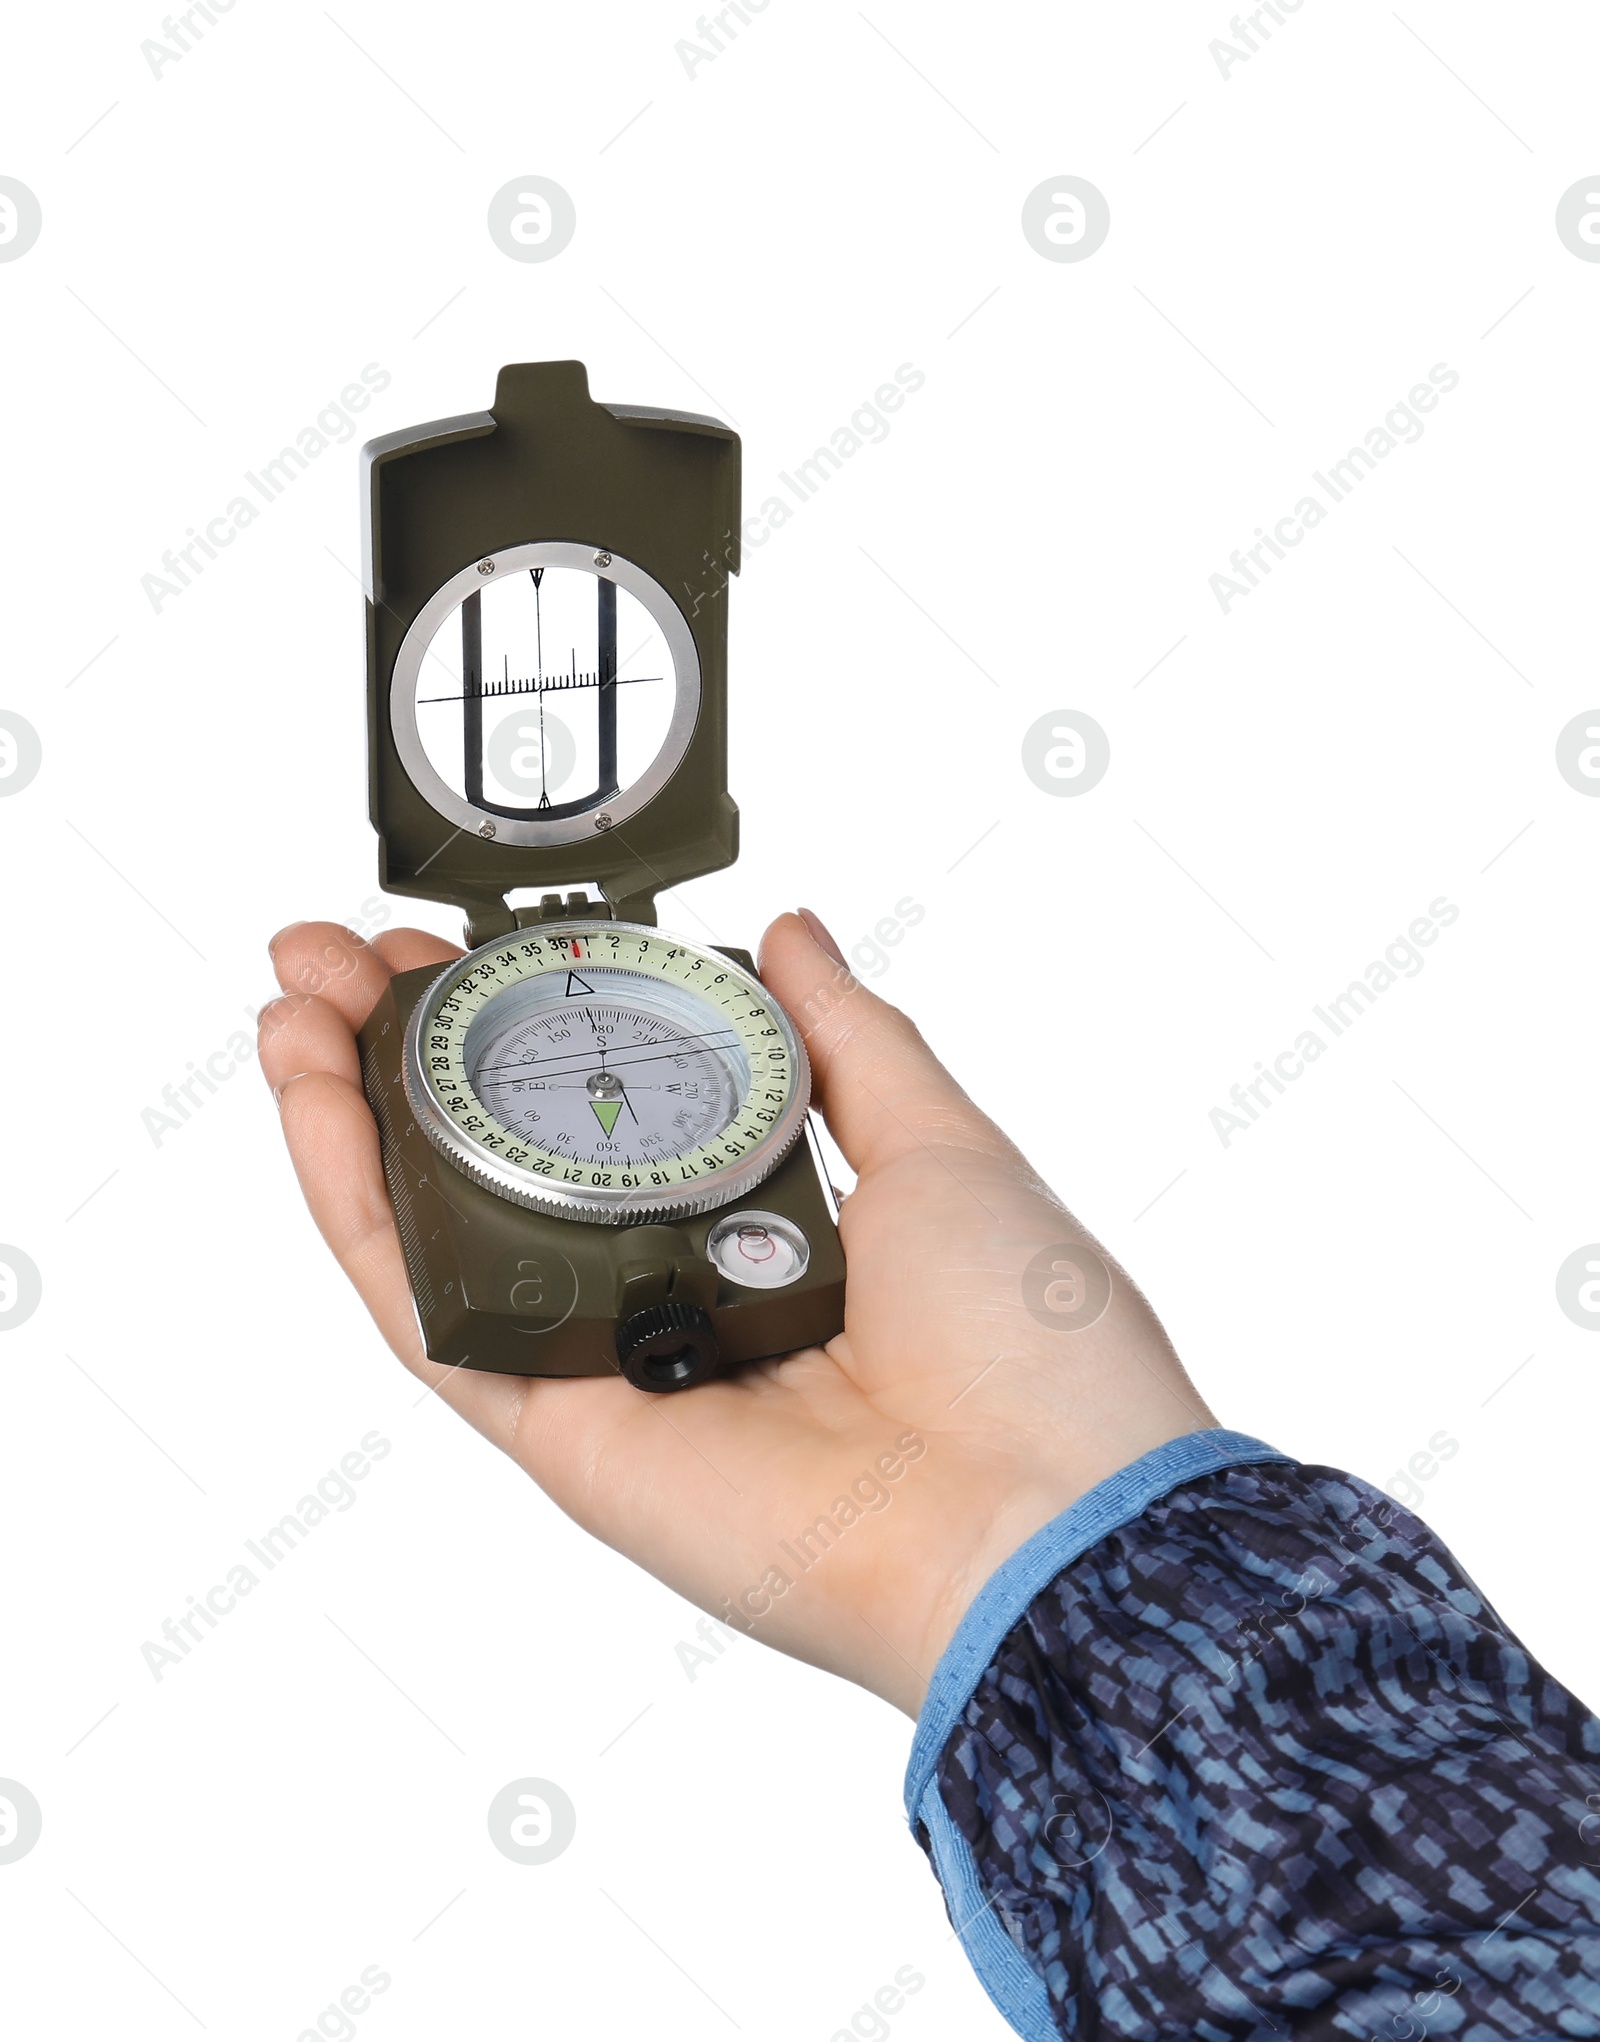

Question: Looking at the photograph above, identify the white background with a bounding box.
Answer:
[3,3,1598,2036]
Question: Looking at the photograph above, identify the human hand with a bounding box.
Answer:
[259,909,1214,1716]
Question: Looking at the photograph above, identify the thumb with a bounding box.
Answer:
[758,909,1007,1178]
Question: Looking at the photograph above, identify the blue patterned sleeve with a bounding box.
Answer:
[905,1429,1600,2040]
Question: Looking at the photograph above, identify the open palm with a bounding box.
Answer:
[260,909,1213,1714]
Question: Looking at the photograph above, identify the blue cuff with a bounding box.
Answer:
[903,1426,1295,2042]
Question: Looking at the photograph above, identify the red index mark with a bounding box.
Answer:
[571,939,584,959]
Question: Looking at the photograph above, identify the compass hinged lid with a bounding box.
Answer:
[363,361,740,941]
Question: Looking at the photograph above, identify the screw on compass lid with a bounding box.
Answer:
[615,1301,719,1394]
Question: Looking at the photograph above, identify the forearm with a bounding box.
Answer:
[907,1431,1600,2039]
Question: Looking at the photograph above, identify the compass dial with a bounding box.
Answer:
[402,922,810,1222]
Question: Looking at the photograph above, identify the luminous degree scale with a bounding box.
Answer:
[356,362,846,1392]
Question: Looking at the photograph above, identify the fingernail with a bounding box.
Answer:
[798,908,847,968]
[268,921,305,960]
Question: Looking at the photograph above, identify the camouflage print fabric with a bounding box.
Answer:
[921,1456,1600,2039]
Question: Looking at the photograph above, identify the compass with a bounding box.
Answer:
[356,362,845,1392]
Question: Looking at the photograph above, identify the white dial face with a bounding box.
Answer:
[403,923,810,1222]
[470,987,746,1165]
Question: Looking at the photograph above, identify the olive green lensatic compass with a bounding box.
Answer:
[356,362,846,1392]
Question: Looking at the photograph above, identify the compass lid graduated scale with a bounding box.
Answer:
[356,361,845,1392]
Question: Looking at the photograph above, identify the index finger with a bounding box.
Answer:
[268,920,397,1031]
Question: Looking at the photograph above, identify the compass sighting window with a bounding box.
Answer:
[389,543,701,848]
[413,564,676,820]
